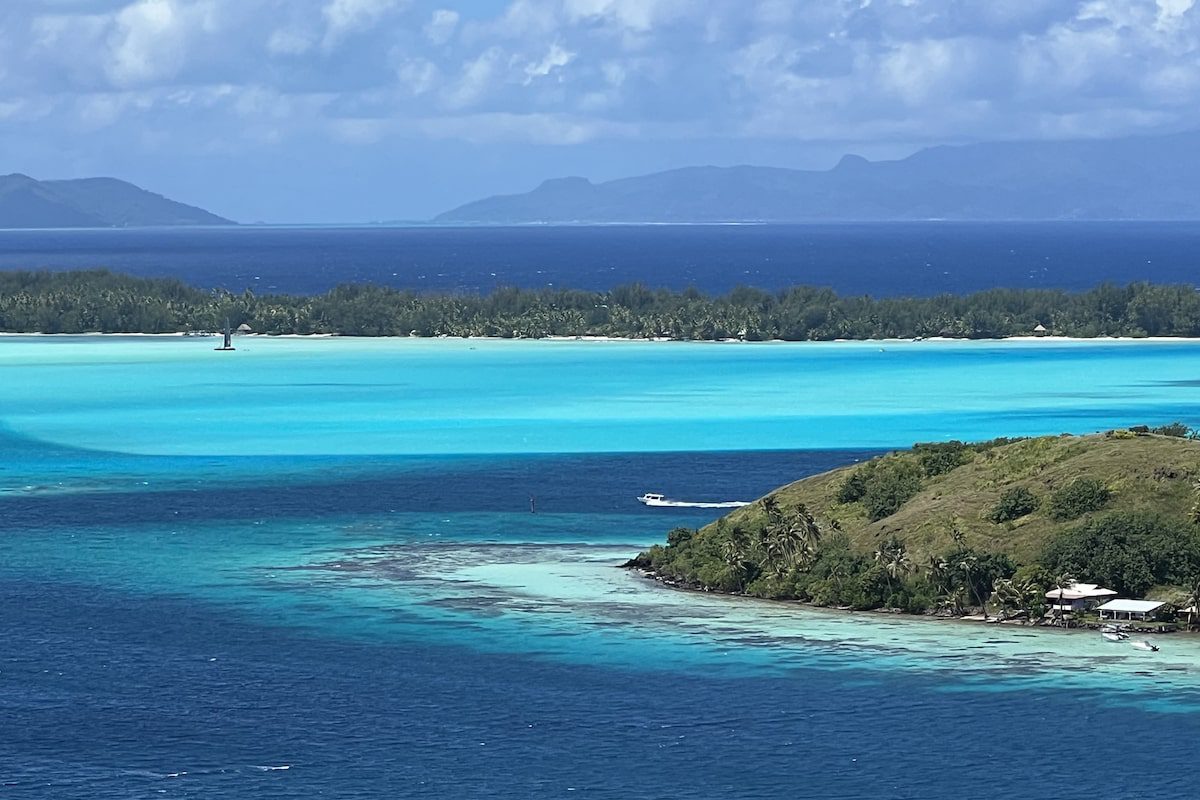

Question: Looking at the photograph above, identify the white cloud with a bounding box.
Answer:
[2,0,1200,159]
[105,0,218,87]
[397,58,440,95]
[322,0,405,49]
[423,8,459,45]
[523,43,574,84]
[563,0,687,33]
[441,47,505,109]
[879,38,988,105]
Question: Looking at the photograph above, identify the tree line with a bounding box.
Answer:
[4,269,1200,339]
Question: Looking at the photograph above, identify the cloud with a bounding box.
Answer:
[322,0,406,49]
[105,0,216,86]
[423,8,459,45]
[3,0,1200,169]
[563,0,688,33]
[441,46,505,110]
[523,43,574,84]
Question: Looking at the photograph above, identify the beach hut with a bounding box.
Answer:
[1044,582,1116,614]
[236,323,253,334]
[1097,599,1171,622]
[1033,323,1048,336]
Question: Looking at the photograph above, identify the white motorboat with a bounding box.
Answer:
[1100,625,1129,641]
[1131,639,1160,652]
[637,493,750,509]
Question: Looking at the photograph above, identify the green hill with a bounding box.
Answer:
[632,429,1200,617]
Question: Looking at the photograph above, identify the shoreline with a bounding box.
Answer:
[626,566,1191,637]
[5,331,1200,344]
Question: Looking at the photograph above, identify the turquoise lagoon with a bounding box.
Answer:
[4,335,1200,798]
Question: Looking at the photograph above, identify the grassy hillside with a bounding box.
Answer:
[634,428,1200,616]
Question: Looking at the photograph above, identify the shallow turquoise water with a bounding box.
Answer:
[4,336,1200,457]
[4,337,1200,798]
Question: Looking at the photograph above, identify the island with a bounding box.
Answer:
[627,429,1200,630]
[4,269,1200,339]
[435,130,1200,224]
[0,174,232,228]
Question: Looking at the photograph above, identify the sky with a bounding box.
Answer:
[1,0,1198,222]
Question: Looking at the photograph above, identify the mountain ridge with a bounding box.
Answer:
[0,174,233,228]
[435,130,1200,223]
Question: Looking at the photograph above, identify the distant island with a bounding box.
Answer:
[627,430,1200,627]
[0,174,232,229]
[436,130,1200,224]
[4,270,1200,339]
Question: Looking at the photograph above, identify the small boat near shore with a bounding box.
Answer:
[637,492,749,509]
[1131,639,1160,652]
[1101,625,1129,642]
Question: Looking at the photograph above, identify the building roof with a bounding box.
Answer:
[1033,323,1047,332]
[1097,599,1168,613]
[1043,582,1118,601]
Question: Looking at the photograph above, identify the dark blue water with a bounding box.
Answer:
[0,441,875,529]
[5,449,1200,799]
[2,222,1198,295]
[6,581,1198,800]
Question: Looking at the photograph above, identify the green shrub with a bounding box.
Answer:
[1048,477,1111,520]
[836,469,868,503]
[666,527,694,546]
[989,486,1040,523]
[836,459,924,520]
[1150,421,1196,438]
[861,460,924,521]
[912,441,972,477]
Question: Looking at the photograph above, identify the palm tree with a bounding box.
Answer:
[1004,577,1044,622]
[1052,571,1076,628]
[721,528,752,591]
[873,535,911,597]
[1183,574,1200,631]
[953,552,990,619]
[790,504,823,568]
[926,555,950,594]
[759,495,783,524]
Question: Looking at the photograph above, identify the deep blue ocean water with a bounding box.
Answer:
[1,222,1198,295]
[4,435,1200,799]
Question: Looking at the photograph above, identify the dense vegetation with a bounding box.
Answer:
[631,429,1200,622]
[5,270,1200,339]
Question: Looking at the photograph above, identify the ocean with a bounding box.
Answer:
[3,335,1200,798]
[1,221,1199,295]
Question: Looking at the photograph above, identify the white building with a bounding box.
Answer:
[1044,582,1117,614]
[1097,599,1170,622]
